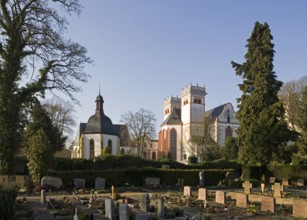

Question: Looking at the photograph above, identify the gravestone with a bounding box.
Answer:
[198,188,207,201]
[293,199,307,218]
[144,177,160,188]
[140,193,150,212]
[261,183,265,194]
[41,176,62,189]
[40,189,46,205]
[272,183,283,198]
[119,203,130,220]
[199,171,205,187]
[135,213,150,220]
[242,181,252,194]
[94,177,105,190]
[282,178,289,186]
[157,197,164,218]
[74,178,85,189]
[269,177,276,184]
[236,193,248,208]
[215,191,225,204]
[183,186,192,197]
[105,199,115,220]
[297,179,304,187]
[261,196,275,213]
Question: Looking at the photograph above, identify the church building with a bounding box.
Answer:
[72,92,133,159]
[158,84,239,163]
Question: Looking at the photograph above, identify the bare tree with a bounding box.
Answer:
[42,96,76,145]
[120,109,156,157]
[279,76,307,131]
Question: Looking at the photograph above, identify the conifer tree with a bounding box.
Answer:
[296,86,307,156]
[231,22,296,166]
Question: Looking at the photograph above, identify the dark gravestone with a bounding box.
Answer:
[199,171,205,187]
[74,178,85,189]
[95,177,105,190]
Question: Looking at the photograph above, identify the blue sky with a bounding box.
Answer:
[59,1,307,140]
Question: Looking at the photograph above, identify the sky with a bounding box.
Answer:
[57,1,307,141]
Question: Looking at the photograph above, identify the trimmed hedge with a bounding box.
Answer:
[48,168,232,189]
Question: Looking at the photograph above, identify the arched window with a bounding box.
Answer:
[227,109,230,123]
[107,139,112,153]
[120,148,125,155]
[170,129,177,160]
[225,126,232,139]
[89,139,95,159]
[143,151,147,159]
[152,152,156,160]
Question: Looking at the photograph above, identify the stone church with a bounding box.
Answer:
[72,92,134,159]
[158,84,239,163]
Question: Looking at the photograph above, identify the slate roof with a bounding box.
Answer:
[205,103,228,120]
[161,108,182,126]
[84,111,116,135]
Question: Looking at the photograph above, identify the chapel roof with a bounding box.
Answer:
[205,103,229,120]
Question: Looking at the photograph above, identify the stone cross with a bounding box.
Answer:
[242,181,252,194]
[272,183,283,198]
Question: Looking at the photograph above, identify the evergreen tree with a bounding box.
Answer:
[0,1,90,174]
[223,137,239,160]
[231,22,296,166]
[296,86,307,156]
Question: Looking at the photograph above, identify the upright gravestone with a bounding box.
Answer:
[282,178,289,187]
[198,188,207,201]
[297,179,304,187]
[215,191,225,204]
[272,183,283,198]
[74,178,85,189]
[135,213,150,220]
[140,193,149,212]
[40,189,46,205]
[199,171,205,187]
[157,197,164,218]
[105,199,115,220]
[183,186,192,197]
[261,183,265,194]
[242,181,252,194]
[144,177,160,188]
[293,199,307,218]
[95,177,105,190]
[119,203,130,220]
[236,193,248,208]
[261,196,275,213]
[41,176,62,189]
[269,177,276,185]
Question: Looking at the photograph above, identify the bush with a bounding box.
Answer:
[0,188,17,220]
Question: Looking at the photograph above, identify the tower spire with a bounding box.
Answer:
[96,85,104,113]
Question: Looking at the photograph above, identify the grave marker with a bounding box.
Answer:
[119,203,130,220]
[282,178,289,186]
[198,188,207,201]
[135,213,150,220]
[144,177,160,188]
[293,199,307,218]
[105,199,115,220]
[269,177,275,184]
[271,183,283,198]
[261,196,275,213]
[242,181,252,194]
[140,193,150,212]
[183,186,192,197]
[73,178,85,189]
[236,193,248,208]
[215,191,225,204]
[40,189,46,205]
[297,179,304,187]
[199,171,205,187]
[157,197,164,218]
[94,177,105,190]
[261,183,265,194]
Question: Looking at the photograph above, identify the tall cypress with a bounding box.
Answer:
[231,22,296,166]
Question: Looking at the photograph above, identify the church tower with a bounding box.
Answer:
[180,84,207,159]
[163,96,181,120]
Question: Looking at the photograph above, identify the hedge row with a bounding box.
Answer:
[53,155,241,171]
[48,168,232,189]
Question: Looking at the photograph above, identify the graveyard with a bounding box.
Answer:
[15,175,307,220]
